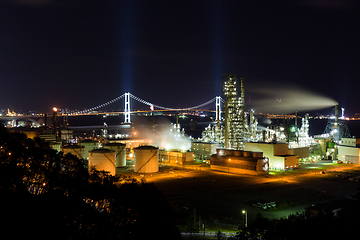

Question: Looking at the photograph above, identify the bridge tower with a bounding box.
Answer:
[216,96,221,121]
[124,92,131,123]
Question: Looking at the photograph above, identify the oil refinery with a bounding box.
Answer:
[2,74,358,175]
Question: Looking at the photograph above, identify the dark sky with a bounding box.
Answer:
[1,0,359,115]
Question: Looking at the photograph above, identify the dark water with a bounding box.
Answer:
[261,118,360,138]
[69,116,360,137]
[22,114,360,139]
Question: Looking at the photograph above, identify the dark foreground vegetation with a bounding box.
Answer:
[0,124,181,240]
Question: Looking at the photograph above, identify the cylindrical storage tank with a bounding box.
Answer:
[104,142,126,167]
[134,146,159,173]
[225,149,234,156]
[233,150,243,157]
[61,144,85,159]
[89,148,116,176]
[243,151,253,158]
[79,139,99,160]
[253,152,263,158]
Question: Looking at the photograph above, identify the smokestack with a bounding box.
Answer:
[52,107,58,139]
[335,104,339,123]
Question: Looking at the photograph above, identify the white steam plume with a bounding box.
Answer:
[247,83,338,114]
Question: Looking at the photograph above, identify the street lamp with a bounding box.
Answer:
[242,210,247,228]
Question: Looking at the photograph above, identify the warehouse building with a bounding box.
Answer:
[338,138,360,164]
[159,150,194,165]
[210,149,269,175]
[191,141,219,162]
[245,142,299,171]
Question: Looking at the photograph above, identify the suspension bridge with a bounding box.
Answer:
[61,93,224,123]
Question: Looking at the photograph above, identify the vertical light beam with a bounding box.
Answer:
[119,1,136,93]
[212,1,224,96]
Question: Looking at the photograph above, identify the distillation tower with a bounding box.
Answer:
[223,74,245,150]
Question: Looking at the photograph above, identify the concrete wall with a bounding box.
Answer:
[210,165,267,175]
[289,147,309,158]
[245,143,274,157]
[269,156,285,169]
[273,144,289,155]
[285,156,299,169]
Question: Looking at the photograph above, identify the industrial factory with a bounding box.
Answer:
[3,73,358,176]
[200,74,354,173]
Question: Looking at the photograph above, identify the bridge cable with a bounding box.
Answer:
[129,93,217,110]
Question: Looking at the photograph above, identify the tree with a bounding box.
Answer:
[0,124,181,239]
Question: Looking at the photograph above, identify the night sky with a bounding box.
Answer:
[1,0,359,115]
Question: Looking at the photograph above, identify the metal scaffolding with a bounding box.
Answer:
[324,105,351,143]
[223,74,245,150]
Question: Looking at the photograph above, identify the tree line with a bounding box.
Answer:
[0,124,181,240]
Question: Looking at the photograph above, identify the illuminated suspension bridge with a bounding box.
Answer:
[70,92,224,123]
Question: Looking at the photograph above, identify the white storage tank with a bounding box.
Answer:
[134,146,159,173]
[79,139,99,160]
[61,144,85,159]
[104,142,126,167]
[89,148,116,176]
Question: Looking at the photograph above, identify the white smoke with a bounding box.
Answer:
[247,83,338,114]
[135,119,191,151]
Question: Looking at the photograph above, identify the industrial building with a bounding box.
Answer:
[245,142,299,170]
[201,74,262,148]
[211,148,269,175]
[159,150,194,165]
[191,141,219,161]
[323,105,351,143]
[338,138,360,164]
